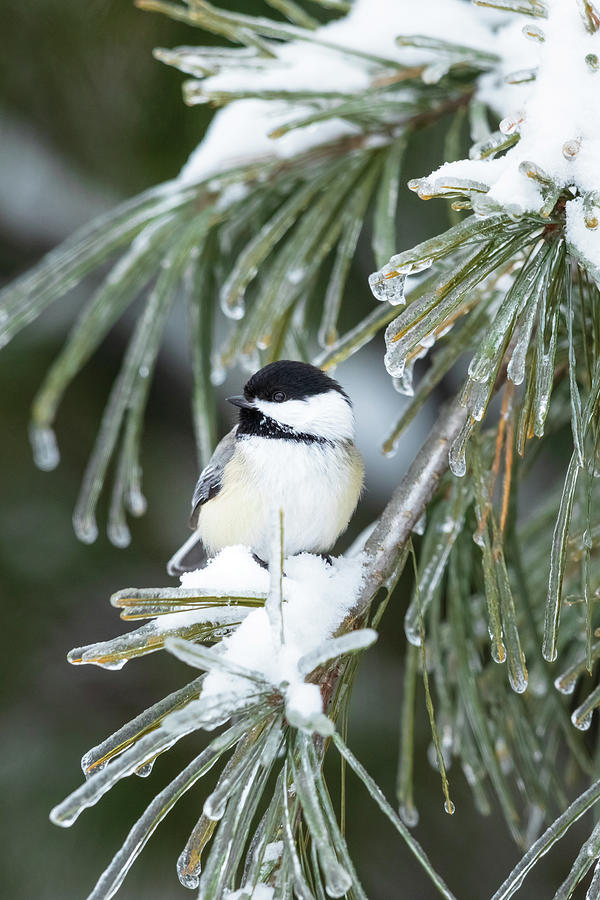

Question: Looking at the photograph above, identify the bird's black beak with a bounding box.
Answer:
[227,395,254,410]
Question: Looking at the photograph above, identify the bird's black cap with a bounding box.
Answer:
[242,360,349,404]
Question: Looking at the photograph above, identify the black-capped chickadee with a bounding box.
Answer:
[168,360,364,574]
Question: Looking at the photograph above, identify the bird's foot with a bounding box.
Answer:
[320,553,333,566]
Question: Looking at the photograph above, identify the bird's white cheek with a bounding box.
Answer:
[255,399,312,430]
[254,392,355,441]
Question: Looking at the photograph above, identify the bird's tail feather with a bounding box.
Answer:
[166,531,207,576]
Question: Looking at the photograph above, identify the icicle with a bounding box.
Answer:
[292,737,352,898]
[398,804,419,827]
[449,417,475,477]
[368,266,407,305]
[499,111,526,136]
[29,424,60,471]
[571,685,600,731]
[210,354,227,386]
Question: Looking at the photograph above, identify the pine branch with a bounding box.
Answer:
[351,396,468,622]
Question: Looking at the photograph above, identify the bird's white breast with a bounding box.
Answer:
[197,436,363,559]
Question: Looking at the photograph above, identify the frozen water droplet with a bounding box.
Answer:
[178,869,200,890]
[138,365,149,378]
[404,624,422,648]
[287,267,305,285]
[467,356,492,384]
[223,301,245,321]
[135,760,154,777]
[508,667,528,694]
[554,673,577,695]
[203,792,227,821]
[499,111,525,135]
[468,380,490,422]
[507,332,530,385]
[126,488,147,517]
[369,268,406,305]
[413,511,426,535]
[389,256,434,275]
[473,529,485,548]
[393,367,414,397]
[398,803,419,827]
[322,858,352,896]
[240,350,260,373]
[522,23,545,41]
[73,514,98,544]
[444,799,455,815]
[382,437,399,458]
[108,522,131,549]
[572,708,593,731]
[81,753,108,777]
[412,257,433,274]
[449,437,467,478]
[210,359,226,386]
[562,139,581,160]
[490,638,506,665]
[29,424,60,471]
[178,866,200,891]
[94,658,128,671]
[384,346,407,380]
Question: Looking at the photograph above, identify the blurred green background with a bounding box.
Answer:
[0,1,587,897]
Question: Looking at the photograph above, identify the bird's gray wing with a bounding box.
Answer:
[189,426,237,528]
[167,427,237,576]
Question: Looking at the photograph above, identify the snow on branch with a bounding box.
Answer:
[176,545,370,735]
[416,0,600,279]
[171,0,498,185]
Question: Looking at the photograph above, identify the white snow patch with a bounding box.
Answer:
[180,546,365,731]
[178,0,498,185]
[180,544,269,593]
[263,840,284,863]
[420,0,600,274]
[225,887,274,900]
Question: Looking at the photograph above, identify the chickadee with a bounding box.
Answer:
[168,360,364,574]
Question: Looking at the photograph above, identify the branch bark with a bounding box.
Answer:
[352,397,468,620]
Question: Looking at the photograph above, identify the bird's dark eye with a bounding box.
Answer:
[272,390,286,403]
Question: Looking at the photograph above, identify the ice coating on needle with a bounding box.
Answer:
[180,546,365,731]
[178,0,498,185]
